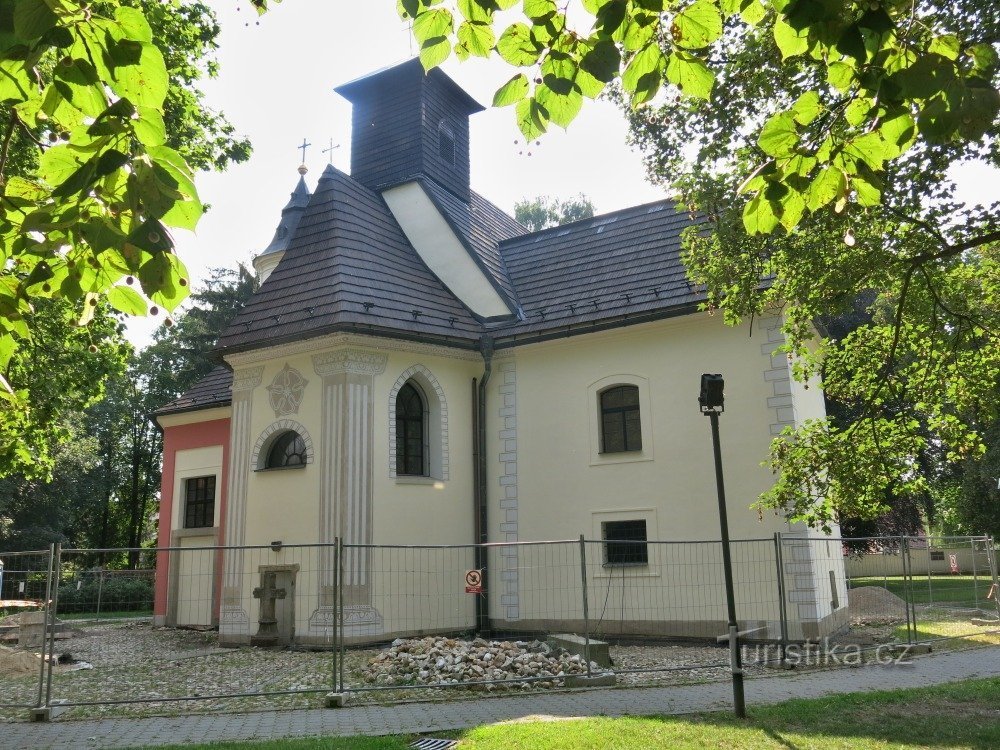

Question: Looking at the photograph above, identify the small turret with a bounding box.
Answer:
[253,165,312,284]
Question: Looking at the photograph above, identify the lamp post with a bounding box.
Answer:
[699,373,746,718]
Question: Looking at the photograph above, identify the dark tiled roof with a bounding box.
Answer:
[155,366,233,416]
[258,175,311,257]
[421,179,526,312]
[215,165,483,354]
[491,200,707,343]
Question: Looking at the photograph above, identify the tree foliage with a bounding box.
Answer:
[396,0,1000,528]
[514,193,595,230]
[0,265,255,558]
[0,0,249,477]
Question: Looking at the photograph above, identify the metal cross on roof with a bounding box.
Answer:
[297,137,311,164]
[322,138,340,164]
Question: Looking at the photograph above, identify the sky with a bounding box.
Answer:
[124,3,1000,347]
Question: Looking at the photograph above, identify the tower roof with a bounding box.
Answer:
[258,171,312,258]
[335,58,484,114]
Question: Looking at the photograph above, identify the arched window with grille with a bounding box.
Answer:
[600,385,642,453]
[395,381,428,476]
[266,431,308,469]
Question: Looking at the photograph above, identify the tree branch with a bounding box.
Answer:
[0,110,16,181]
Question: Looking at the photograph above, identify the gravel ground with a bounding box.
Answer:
[1,609,989,723]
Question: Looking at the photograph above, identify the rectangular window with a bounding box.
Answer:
[184,476,216,529]
[930,550,945,561]
[602,520,648,566]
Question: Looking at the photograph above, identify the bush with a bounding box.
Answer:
[56,575,154,614]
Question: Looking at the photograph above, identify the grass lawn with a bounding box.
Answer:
[133,676,1000,750]
[57,610,153,621]
[851,574,997,608]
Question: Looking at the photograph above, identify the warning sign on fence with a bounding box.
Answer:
[464,569,483,594]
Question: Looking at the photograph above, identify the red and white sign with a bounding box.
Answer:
[464,569,483,594]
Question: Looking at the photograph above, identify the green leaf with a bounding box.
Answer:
[623,43,666,104]
[806,167,846,212]
[791,91,822,125]
[112,43,168,109]
[878,112,916,158]
[777,188,805,231]
[665,50,714,99]
[161,196,203,232]
[851,172,882,206]
[827,62,853,93]
[0,59,33,102]
[671,0,723,50]
[845,132,888,170]
[524,0,557,21]
[457,21,495,58]
[107,285,148,316]
[492,74,529,107]
[773,18,809,59]
[497,23,540,66]
[38,145,86,187]
[928,34,960,61]
[13,0,57,41]
[596,0,628,36]
[114,6,153,44]
[581,40,621,84]
[138,250,188,311]
[419,37,451,71]
[739,0,766,26]
[133,106,166,147]
[412,8,452,44]
[743,192,780,234]
[516,96,549,139]
[836,24,866,65]
[758,111,798,158]
[535,82,583,129]
[4,176,46,201]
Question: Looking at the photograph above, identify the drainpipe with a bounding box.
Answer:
[474,334,494,635]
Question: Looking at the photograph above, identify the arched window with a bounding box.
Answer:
[266,431,308,469]
[438,120,455,165]
[600,385,642,453]
[396,381,427,476]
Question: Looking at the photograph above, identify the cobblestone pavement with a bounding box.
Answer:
[4,646,998,750]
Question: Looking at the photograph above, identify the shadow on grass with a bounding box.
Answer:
[444,677,1000,750]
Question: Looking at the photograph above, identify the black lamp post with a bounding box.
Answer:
[699,373,746,719]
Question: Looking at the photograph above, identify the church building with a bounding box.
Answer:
[153,59,847,646]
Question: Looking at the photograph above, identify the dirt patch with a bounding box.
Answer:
[848,586,907,623]
[0,645,41,676]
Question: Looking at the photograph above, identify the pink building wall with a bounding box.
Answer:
[154,417,231,619]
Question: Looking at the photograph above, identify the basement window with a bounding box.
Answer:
[602,520,648,567]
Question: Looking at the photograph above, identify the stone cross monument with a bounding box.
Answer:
[251,571,286,646]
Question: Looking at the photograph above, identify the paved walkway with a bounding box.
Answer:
[5,647,999,750]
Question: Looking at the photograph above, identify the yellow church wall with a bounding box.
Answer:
[483,314,846,638]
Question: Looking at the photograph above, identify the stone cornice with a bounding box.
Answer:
[312,349,388,377]
[222,333,481,368]
[231,366,265,394]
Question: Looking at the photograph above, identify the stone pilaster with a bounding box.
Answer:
[497,360,520,621]
[220,365,264,640]
[309,350,387,637]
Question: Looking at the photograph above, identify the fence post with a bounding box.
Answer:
[773,532,789,666]
[331,538,339,693]
[986,535,1000,621]
[578,535,592,678]
[96,567,105,622]
[34,544,56,713]
[44,543,62,711]
[901,537,915,645]
[338,538,345,695]
[971,537,980,612]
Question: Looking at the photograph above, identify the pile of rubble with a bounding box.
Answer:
[362,636,602,690]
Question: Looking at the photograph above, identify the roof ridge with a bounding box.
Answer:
[500,196,681,246]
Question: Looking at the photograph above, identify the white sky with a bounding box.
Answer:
[124,3,1000,347]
